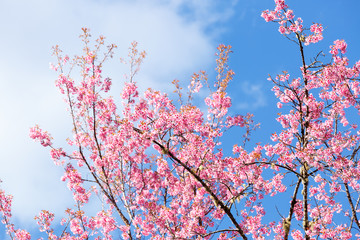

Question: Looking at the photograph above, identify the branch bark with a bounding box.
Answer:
[152,139,248,239]
[284,178,301,239]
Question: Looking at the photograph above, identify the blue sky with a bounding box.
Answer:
[0,0,360,238]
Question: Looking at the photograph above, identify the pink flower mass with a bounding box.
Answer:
[1,1,360,239]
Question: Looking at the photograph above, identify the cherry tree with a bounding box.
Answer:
[1,0,360,239]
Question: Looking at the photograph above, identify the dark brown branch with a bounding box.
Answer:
[345,183,360,230]
[301,164,310,240]
[200,228,239,237]
[66,85,132,237]
[152,139,248,240]
[284,178,301,239]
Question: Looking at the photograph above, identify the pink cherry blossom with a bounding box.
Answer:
[1,1,360,239]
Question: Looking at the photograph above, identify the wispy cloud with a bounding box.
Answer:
[0,0,239,227]
[234,82,267,110]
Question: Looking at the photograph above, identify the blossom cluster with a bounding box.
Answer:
[261,0,324,45]
[1,1,360,239]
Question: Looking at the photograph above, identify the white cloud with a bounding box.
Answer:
[235,82,267,110]
[0,0,238,229]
